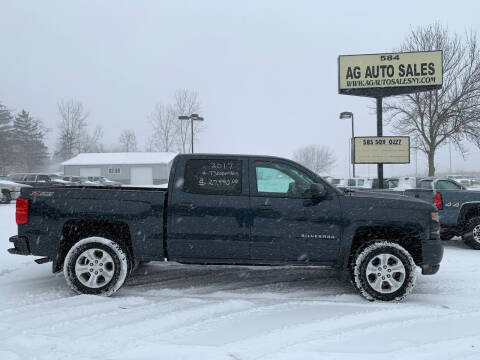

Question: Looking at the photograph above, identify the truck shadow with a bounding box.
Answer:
[124,263,353,298]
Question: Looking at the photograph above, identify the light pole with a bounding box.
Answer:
[339,111,355,178]
[178,113,204,153]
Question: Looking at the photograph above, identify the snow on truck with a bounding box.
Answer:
[9,154,443,301]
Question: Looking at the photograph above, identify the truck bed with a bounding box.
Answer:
[15,186,168,270]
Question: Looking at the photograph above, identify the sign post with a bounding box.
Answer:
[338,51,443,188]
[377,97,383,187]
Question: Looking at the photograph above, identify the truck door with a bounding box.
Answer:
[249,159,342,263]
[167,156,251,261]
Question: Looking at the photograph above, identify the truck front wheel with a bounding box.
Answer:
[64,237,130,296]
[462,216,480,250]
[352,241,417,302]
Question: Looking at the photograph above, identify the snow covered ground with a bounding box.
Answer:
[0,203,479,360]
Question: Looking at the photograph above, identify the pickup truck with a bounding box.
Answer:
[396,178,480,249]
[8,154,443,301]
[352,177,480,249]
[429,188,480,250]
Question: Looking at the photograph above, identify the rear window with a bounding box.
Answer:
[436,180,462,190]
[184,159,242,195]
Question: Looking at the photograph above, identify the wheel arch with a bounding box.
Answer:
[458,202,480,229]
[54,219,133,272]
[345,225,423,268]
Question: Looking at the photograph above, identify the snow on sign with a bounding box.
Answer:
[338,51,443,97]
[354,136,410,164]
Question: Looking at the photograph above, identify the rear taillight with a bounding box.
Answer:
[434,192,443,210]
[16,198,29,225]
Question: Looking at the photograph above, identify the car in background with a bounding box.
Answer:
[86,176,122,187]
[62,176,97,186]
[418,177,466,191]
[0,176,31,203]
[445,175,476,187]
[10,173,72,187]
[325,177,341,186]
[8,173,28,183]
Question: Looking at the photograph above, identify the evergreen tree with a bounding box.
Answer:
[0,103,13,174]
[12,110,49,172]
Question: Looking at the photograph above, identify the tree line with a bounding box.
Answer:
[0,89,203,174]
[0,104,49,174]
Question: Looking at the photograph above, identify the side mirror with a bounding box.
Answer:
[311,183,327,200]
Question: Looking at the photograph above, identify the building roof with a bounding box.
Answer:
[62,152,178,166]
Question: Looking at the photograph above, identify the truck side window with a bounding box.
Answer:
[255,161,314,198]
[184,159,242,195]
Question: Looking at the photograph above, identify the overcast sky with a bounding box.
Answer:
[1,0,480,177]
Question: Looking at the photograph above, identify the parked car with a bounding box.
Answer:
[0,176,31,203]
[8,173,28,182]
[418,177,466,191]
[9,153,442,301]
[11,173,71,187]
[62,176,97,186]
[87,176,122,187]
[445,175,473,187]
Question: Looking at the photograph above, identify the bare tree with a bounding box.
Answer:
[55,99,89,160]
[79,125,104,153]
[119,129,137,152]
[148,89,204,153]
[293,145,336,174]
[171,89,203,153]
[149,104,177,152]
[55,99,104,160]
[385,24,480,176]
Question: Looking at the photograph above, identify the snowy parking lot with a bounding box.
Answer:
[0,203,479,360]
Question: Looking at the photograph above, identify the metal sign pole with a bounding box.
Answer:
[376,97,384,189]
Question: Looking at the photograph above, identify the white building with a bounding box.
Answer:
[62,152,178,185]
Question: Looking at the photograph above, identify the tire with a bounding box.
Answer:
[462,216,480,250]
[352,241,417,302]
[64,237,130,296]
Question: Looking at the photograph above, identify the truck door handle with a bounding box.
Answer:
[178,202,195,210]
[257,204,273,211]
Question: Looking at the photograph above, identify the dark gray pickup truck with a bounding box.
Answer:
[9,154,443,301]
[416,178,480,249]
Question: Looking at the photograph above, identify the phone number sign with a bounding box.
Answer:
[354,136,410,164]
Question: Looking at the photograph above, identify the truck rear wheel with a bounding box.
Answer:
[352,241,417,302]
[64,237,130,296]
[462,216,480,250]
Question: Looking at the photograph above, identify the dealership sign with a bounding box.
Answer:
[339,51,442,97]
[353,136,410,164]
